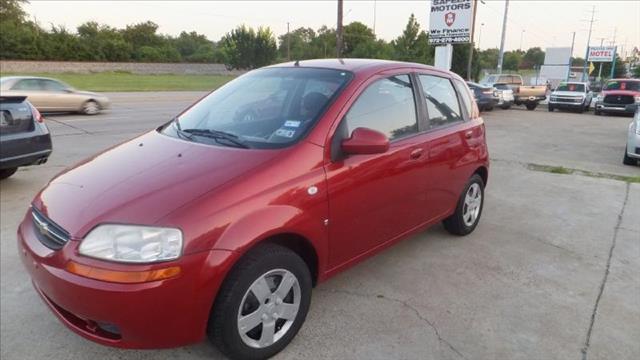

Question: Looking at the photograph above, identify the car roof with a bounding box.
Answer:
[268,58,453,77]
[560,81,587,85]
[0,76,61,82]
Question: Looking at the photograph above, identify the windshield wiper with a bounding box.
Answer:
[172,118,195,141]
[182,128,250,149]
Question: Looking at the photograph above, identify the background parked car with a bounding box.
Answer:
[0,76,110,115]
[548,82,593,113]
[0,96,52,179]
[467,82,498,111]
[594,79,640,116]
[480,73,546,110]
[493,83,514,109]
[624,104,640,165]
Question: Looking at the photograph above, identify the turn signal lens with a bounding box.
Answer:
[66,261,181,283]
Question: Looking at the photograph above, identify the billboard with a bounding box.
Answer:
[428,0,475,45]
[587,46,616,62]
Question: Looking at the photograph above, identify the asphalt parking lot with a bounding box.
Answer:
[1,93,639,360]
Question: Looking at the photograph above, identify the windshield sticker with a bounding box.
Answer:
[284,120,301,128]
[275,129,296,138]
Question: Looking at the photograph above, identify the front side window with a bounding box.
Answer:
[162,67,352,149]
[419,75,462,129]
[344,75,418,141]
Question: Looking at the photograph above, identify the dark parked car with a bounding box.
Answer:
[19,59,488,359]
[0,96,52,179]
[467,81,498,111]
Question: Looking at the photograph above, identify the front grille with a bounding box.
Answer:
[553,97,581,103]
[31,207,70,250]
[603,95,634,105]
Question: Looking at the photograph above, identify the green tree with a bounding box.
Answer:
[342,21,375,57]
[521,47,545,69]
[392,14,432,64]
[219,25,276,69]
[278,27,317,60]
[502,50,523,71]
[452,44,480,80]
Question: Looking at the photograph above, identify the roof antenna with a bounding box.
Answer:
[294,60,300,66]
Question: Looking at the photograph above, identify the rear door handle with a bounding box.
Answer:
[410,148,424,159]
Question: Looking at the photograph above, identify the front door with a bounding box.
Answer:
[324,73,429,268]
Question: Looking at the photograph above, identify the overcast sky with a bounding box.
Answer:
[25,0,640,59]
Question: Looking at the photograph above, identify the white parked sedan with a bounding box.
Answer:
[624,105,640,165]
[493,83,514,109]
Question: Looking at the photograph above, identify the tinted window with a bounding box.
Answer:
[163,68,352,149]
[494,84,510,90]
[12,79,43,91]
[604,81,640,91]
[453,80,473,118]
[344,75,417,141]
[41,79,67,91]
[419,75,462,129]
[556,83,585,92]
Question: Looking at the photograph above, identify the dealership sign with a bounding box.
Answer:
[429,0,475,45]
[587,46,616,62]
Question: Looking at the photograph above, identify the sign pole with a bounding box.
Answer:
[609,47,617,79]
[466,0,478,80]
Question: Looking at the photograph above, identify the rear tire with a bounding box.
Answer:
[0,168,18,180]
[443,174,485,236]
[501,104,511,110]
[208,243,312,360]
[623,149,636,165]
[525,103,537,111]
[594,109,602,115]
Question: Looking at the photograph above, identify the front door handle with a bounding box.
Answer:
[410,148,424,159]
[464,130,473,139]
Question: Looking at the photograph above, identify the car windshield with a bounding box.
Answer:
[480,75,497,84]
[162,67,352,149]
[604,81,640,91]
[556,83,585,92]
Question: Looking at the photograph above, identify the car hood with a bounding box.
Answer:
[552,91,584,97]
[33,130,281,238]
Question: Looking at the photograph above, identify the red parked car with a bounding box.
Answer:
[18,59,489,359]
[594,78,640,116]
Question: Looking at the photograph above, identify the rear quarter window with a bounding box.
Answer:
[0,99,33,134]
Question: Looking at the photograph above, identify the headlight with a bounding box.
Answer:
[596,95,603,102]
[79,225,182,263]
[635,95,640,103]
[550,96,557,101]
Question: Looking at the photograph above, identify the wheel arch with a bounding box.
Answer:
[473,165,489,187]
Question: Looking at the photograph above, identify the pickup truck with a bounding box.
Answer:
[480,73,547,110]
[594,79,640,116]
[548,82,593,113]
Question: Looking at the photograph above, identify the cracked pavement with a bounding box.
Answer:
[1,93,639,360]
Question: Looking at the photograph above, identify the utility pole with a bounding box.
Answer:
[373,0,377,36]
[286,22,291,61]
[477,23,484,49]
[336,0,343,58]
[596,37,605,82]
[567,31,575,81]
[519,30,525,51]
[496,0,509,74]
[466,0,479,80]
[581,6,596,82]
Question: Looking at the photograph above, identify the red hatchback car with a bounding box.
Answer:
[19,59,488,359]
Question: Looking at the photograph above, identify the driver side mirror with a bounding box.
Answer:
[341,127,389,155]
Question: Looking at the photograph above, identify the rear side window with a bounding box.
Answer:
[419,75,463,129]
[499,75,511,83]
[453,80,473,118]
[41,80,67,91]
[11,79,43,91]
[344,75,418,141]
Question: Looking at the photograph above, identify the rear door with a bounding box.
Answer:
[7,79,49,110]
[415,73,482,220]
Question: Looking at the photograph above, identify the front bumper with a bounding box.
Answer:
[549,101,585,109]
[628,132,640,159]
[596,102,637,114]
[18,212,234,349]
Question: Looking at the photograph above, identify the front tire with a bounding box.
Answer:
[0,167,18,180]
[82,100,100,115]
[443,174,485,236]
[623,148,636,165]
[548,106,554,112]
[208,244,312,360]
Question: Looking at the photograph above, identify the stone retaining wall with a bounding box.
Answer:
[0,60,244,75]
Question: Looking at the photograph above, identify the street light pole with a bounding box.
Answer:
[466,0,479,80]
[496,0,509,74]
[336,0,343,58]
[581,6,595,82]
[519,30,525,51]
